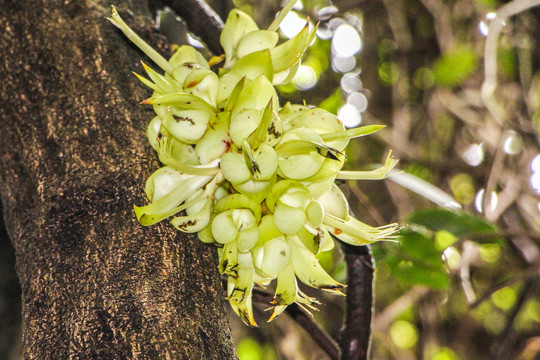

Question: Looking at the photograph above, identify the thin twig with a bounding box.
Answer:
[470,261,540,308]
[361,112,424,160]
[436,89,482,127]
[381,0,412,49]
[163,0,224,55]
[339,244,374,360]
[490,279,538,359]
[460,229,540,242]
[349,186,387,226]
[487,174,521,221]
[374,286,430,331]
[460,241,478,303]
[418,0,454,51]
[482,128,505,220]
[482,0,540,126]
[251,288,340,360]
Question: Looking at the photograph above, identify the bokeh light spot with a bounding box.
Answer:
[531,154,540,172]
[450,173,475,205]
[462,143,484,167]
[479,21,489,36]
[483,310,506,334]
[280,11,306,39]
[390,320,418,349]
[332,56,356,73]
[479,244,501,263]
[475,189,498,213]
[530,172,540,193]
[378,62,399,86]
[293,65,318,90]
[341,73,362,93]
[332,24,362,57]
[432,347,458,360]
[338,104,362,128]
[435,230,457,251]
[502,130,523,155]
[316,6,338,21]
[347,92,368,113]
[413,67,436,89]
[492,287,517,311]
[316,22,333,39]
[443,247,461,270]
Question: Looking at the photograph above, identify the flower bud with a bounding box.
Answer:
[220,9,259,68]
[237,30,279,59]
[169,45,209,84]
[258,235,290,277]
[183,69,219,108]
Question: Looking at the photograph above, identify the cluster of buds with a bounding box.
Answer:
[110,5,399,326]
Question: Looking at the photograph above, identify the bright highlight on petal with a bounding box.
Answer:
[111,4,399,327]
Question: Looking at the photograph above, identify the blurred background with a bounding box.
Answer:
[2,0,540,359]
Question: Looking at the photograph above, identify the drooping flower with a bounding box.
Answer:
[109,3,399,326]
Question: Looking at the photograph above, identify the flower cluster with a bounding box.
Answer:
[110,6,399,326]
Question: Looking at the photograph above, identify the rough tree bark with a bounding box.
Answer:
[0,0,237,358]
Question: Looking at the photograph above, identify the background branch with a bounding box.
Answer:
[482,0,540,125]
[490,278,538,359]
[252,288,341,360]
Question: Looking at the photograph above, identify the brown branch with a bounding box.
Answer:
[470,261,540,308]
[460,230,540,243]
[418,0,454,51]
[349,187,387,226]
[374,286,430,332]
[339,244,374,360]
[460,241,478,303]
[490,278,538,359]
[162,0,224,55]
[251,287,340,360]
[482,128,506,221]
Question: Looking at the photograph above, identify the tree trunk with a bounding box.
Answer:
[0,0,237,358]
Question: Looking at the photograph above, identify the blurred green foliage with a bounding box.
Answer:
[237,338,278,360]
[319,89,342,115]
[434,46,478,87]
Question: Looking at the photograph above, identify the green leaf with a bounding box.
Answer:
[220,9,259,68]
[399,229,444,268]
[406,208,502,243]
[236,30,279,59]
[386,229,449,290]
